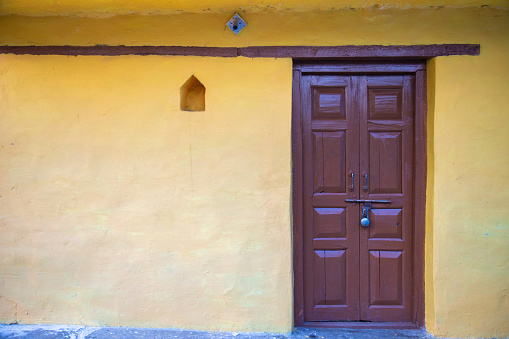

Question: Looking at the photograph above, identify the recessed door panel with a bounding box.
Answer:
[314,250,347,306]
[368,87,403,120]
[313,207,346,238]
[369,209,403,239]
[313,87,347,119]
[312,131,346,194]
[369,251,403,306]
[368,132,402,194]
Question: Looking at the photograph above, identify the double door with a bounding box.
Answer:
[300,72,416,322]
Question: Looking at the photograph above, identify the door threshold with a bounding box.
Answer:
[301,321,419,329]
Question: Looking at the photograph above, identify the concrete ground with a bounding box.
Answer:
[0,325,435,339]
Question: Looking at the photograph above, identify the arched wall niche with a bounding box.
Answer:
[180,75,205,111]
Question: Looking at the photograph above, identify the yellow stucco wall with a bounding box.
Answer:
[0,55,293,332]
[0,0,506,17]
[0,8,506,47]
[430,48,509,337]
[0,3,508,338]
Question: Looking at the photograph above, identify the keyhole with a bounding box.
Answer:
[233,25,238,30]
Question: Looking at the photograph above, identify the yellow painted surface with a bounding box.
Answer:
[0,0,506,17]
[430,42,509,337]
[0,3,508,338]
[0,8,507,47]
[424,58,436,334]
[0,55,293,332]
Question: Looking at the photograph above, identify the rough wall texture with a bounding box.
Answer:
[0,0,506,17]
[0,56,293,332]
[0,2,508,338]
[430,47,509,338]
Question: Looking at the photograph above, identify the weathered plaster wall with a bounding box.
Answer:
[0,8,506,47]
[0,55,293,332]
[0,0,506,17]
[0,3,508,338]
[429,43,509,337]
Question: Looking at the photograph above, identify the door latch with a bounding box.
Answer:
[345,199,390,204]
[345,199,391,228]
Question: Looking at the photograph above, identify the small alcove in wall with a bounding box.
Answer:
[180,75,205,111]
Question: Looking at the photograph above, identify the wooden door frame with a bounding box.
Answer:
[292,61,427,329]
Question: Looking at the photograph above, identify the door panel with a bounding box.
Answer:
[368,209,403,239]
[368,131,403,194]
[369,251,403,306]
[313,250,347,305]
[313,207,346,238]
[301,73,415,323]
[368,87,403,120]
[312,131,347,193]
[313,87,347,119]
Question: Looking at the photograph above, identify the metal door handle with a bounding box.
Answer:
[348,172,354,192]
[363,173,368,192]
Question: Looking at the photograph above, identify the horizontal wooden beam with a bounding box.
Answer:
[239,44,480,58]
[0,44,480,58]
[0,45,239,57]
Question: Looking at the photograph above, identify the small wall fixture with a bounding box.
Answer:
[227,14,246,35]
[180,75,205,111]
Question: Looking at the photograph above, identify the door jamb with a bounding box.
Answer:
[291,60,427,329]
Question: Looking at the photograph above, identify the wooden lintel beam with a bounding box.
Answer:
[0,44,480,58]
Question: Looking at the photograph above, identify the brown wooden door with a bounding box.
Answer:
[300,72,415,323]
